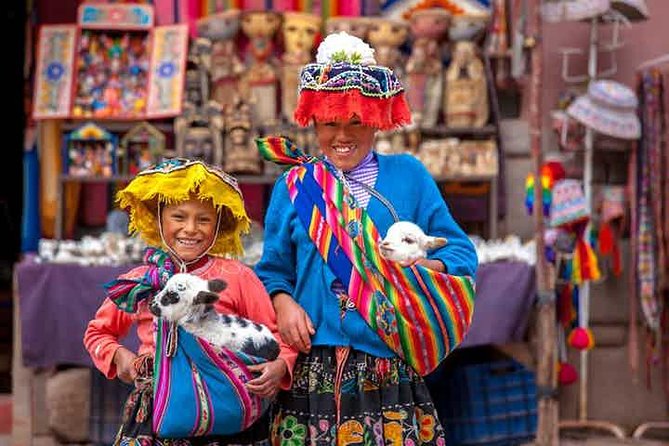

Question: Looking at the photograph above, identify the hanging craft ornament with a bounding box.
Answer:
[597,185,625,277]
[525,161,566,216]
[559,361,579,385]
[557,325,578,385]
[568,326,596,350]
[550,179,601,284]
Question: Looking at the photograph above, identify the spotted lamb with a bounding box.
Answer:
[149,273,280,361]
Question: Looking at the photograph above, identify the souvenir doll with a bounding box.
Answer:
[280,11,321,123]
[405,8,450,128]
[224,99,262,174]
[444,41,489,128]
[240,10,282,126]
[197,10,245,112]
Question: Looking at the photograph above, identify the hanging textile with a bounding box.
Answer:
[634,68,669,389]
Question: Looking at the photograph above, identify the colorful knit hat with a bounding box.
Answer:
[116,158,251,257]
[293,31,412,130]
[550,179,589,229]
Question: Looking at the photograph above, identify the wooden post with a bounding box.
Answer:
[527,0,559,444]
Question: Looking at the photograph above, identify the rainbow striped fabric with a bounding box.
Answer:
[257,136,476,376]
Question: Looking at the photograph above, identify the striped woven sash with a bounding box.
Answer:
[258,137,476,375]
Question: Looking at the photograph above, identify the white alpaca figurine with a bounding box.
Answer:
[379,221,447,264]
[150,273,280,361]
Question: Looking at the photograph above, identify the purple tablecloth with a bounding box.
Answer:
[15,259,535,368]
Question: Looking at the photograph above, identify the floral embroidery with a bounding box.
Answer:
[338,420,364,446]
[415,408,436,443]
[383,421,403,446]
[278,416,307,446]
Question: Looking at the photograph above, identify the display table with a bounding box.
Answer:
[14,257,535,369]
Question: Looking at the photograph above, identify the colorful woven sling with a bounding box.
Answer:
[105,248,270,438]
[152,320,269,438]
[258,137,476,376]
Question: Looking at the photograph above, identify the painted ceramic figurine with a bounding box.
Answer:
[240,10,282,126]
[188,37,213,104]
[405,8,450,128]
[174,101,225,166]
[197,10,245,112]
[444,41,489,128]
[224,99,262,174]
[367,17,409,78]
[280,11,322,123]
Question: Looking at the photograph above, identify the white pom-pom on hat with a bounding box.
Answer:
[315,31,376,65]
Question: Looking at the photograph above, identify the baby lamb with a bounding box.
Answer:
[149,273,280,361]
[379,221,447,265]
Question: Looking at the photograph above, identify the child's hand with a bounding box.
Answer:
[273,293,315,353]
[246,359,287,398]
[113,347,138,384]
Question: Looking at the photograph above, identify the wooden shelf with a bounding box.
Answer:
[432,174,498,182]
[59,120,174,133]
[420,125,498,138]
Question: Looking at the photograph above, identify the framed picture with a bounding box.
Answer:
[64,122,117,177]
[119,121,166,175]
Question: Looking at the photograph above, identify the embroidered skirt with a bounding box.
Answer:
[114,355,270,446]
[270,346,446,446]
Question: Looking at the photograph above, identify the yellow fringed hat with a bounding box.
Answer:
[116,158,251,257]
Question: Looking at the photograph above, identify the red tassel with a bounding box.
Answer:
[598,222,623,277]
[598,222,614,255]
[568,327,595,350]
[558,361,578,385]
[294,89,412,130]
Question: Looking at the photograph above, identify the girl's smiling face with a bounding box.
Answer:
[160,198,218,262]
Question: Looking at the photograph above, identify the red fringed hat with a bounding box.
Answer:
[293,31,412,131]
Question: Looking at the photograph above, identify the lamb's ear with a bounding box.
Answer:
[194,291,220,305]
[425,236,448,250]
[208,279,227,293]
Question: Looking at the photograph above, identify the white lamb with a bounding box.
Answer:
[379,221,447,265]
[150,273,280,361]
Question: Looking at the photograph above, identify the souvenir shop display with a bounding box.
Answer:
[118,121,167,175]
[37,232,146,266]
[196,10,245,112]
[280,12,322,123]
[444,40,489,128]
[64,122,117,177]
[240,10,282,126]
[224,99,262,174]
[32,3,188,120]
[417,138,498,177]
[405,8,451,128]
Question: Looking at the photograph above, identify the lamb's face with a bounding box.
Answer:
[150,273,227,322]
[379,221,447,264]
